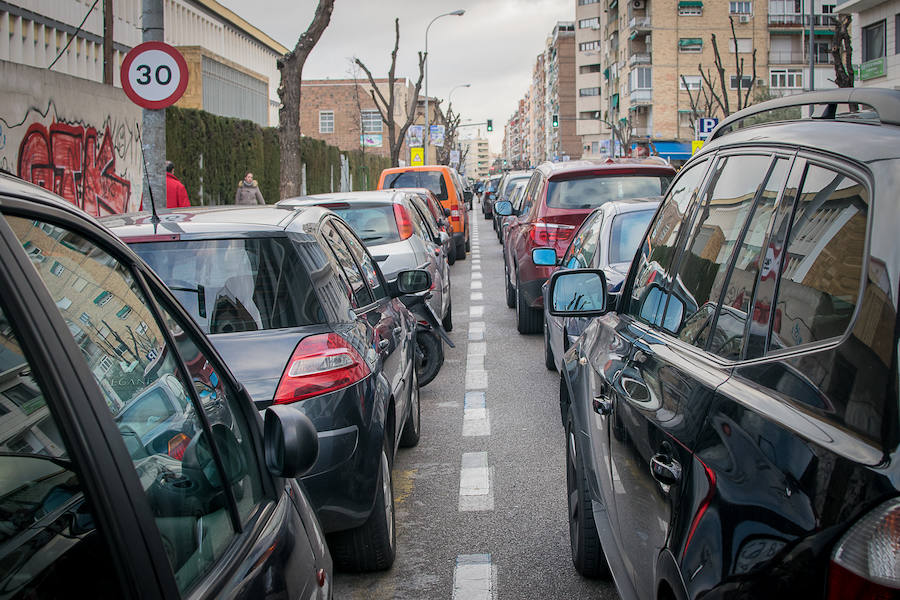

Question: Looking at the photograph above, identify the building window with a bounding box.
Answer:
[821,3,835,12]
[679,38,703,52]
[360,109,382,133]
[678,111,694,131]
[679,5,703,15]
[730,1,752,13]
[579,40,601,51]
[770,68,803,88]
[579,63,604,74]
[896,14,900,54]
[679,74,702,89]
[630,67,652,90]
[579,17,600,28]
[578,0,600,4]
[579,87,601,96]
[728,38,753,53]
[862,20,886,62]
[730,75,754,89]
[319,110,334,134]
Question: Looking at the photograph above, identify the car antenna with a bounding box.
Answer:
[136,124,161,228]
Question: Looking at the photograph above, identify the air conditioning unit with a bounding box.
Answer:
[632,0,646,9]
[738,14,751,23]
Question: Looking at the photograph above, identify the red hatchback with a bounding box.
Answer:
[500,158,675,333]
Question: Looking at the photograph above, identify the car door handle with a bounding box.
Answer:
[379,339,390,350]
[650,454,682,486]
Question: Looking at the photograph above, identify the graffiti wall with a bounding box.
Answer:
[0,60,143,215]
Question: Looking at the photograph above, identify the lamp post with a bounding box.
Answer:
[447,84,470,167]
[424,9,465,164]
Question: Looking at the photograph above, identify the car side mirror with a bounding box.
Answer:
[463,190,473,202]
[393,269,432,296]
[548,269,609,317]
[443,207,451,217]
[262,406,319,478]
[532,248,558,266]
[494,200,513,216]
[438,231,450,245]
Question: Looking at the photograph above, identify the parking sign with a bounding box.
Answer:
[698,117,719,139]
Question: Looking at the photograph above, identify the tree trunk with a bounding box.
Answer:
[278,0,334,199]
[832,14,854,88]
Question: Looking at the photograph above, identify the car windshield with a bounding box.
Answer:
[501,177,530,199]
[547,175,671,209]
[609,209,656,264]
[331,205,401,244]
[383,171,448,201]
[132,237,323,334]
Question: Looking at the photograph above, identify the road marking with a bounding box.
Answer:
[469,305,484,318]
[452,554,495,600]
[472,266,481,273]
[465,369,488,389]
[471,292,484,302]
[468,321,485,341]
[463,391,490,437]
[459,452,494,511]
[471,280,483,290]
[472,273,483,281]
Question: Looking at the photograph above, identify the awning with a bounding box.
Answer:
[650,140,693,161]
[629,31,638,40]
[603,67,610,80]
[609,0,618,9]
[805,29,834,35]
[678,0,703,6]
[611,93,619,108]
[679,38,703,46]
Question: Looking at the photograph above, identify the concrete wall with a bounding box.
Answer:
[0,60,143,215]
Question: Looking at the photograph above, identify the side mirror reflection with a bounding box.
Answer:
[494,200,513,216]
[532,248,557,267]
[549,269,609,316]
[396,269,432,295]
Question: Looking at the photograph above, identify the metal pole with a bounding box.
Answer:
[141,0,165,210]
[808,0,816,91]
[103,0,113,85]
[424,10,464,166]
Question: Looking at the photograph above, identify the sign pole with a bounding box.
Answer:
[141,0,165,212]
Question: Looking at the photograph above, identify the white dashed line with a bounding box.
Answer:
[458,452,494,511]
[471,273,483,281]
[471,280,483,290]
[452,554,495,600]
[469,305,484,318]
[471,292,484,302]
[463,391,491,437]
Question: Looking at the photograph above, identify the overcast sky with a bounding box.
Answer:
[218,0,574,153]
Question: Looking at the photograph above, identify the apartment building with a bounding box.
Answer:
[546,22,580,161]
[460,136,491,179]
[837,0,900,88]
[576,0,606,156]
[530,53,548,164]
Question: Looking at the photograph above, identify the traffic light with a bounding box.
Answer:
[487,119,493,132]
[552,114,559,128]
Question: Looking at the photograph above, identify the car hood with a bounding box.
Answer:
[209,324,332,408]
[368,239,422,280]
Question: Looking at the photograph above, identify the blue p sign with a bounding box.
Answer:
[699,117,719,139]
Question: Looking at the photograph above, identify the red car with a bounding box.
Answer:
[499,158,675,334]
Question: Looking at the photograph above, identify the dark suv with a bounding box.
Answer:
[549,89,900,599]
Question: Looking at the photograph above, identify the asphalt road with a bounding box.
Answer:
[334,205,619,600]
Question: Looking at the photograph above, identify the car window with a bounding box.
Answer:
[403,200,429,240]
[609,209,656,265]
[383,170,448,201]
[768,163,868,351]
[564,211,604,269]
[133,237,323,335]
[409,197,438,239]
[321,221,373,307]
[7,216,258,593]
[662,155,774,348]
[624,160,709,326]
[0,301,124,597]
[518,172,541,215]
[546,175,671,209]
[333,220,385,302]
[331,205,401,244]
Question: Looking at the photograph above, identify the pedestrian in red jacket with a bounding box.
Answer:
[165,161,190,208]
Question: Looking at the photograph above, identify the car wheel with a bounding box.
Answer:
[456,239,466,261]
[447,242,456,265]
[559,374,570,427]
[515,271,542,334]
[466,238,471,252]
[415,329,443,387]
[505,262,516,308]
[442,297,453,332]
[566,410,609,578]
[329,438,396,572]
[544,322,556,371]
[399,369,421,447]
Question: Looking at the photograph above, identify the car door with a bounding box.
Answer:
[610,152,790,599]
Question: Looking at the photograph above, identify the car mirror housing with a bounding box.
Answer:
[548,269,609,317]
[532,248,558,266]
[263,406,319,478]
[494,200,513,216]
[463,190,473,201]
[438,231,451,245]
[394,269,432,296]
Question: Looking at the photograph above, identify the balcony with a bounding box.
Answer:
[768,13,838,28]
[628,52,651,66]
[631,126,651,137]
[629,17,651,32]
[630,89,652,104]
[769,50,835,64]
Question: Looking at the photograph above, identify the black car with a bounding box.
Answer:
[105,205,428,572]
[550,89,900,599]
[0,174,332,598]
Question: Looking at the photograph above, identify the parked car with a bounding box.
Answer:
[406,187,456,263]
[550,89,900,600]
[106,204,430,572]
[534,198,659,374]
[0,174,332,597]
[481,174,503,219]
[378,165,471,260]
[496,158,675,334]
[498,179,529,244]
[491,169,532,234]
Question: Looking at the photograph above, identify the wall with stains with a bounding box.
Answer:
[0,60,143,215]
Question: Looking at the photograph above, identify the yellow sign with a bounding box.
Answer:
[410,147,424,166]
[691,140,704,155]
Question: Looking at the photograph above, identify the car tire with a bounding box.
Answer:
[448,243,457,266]
[566,410,609,579]
[559,374,570,427]
[544,322,556,371]
[516,271,542,334]
[442,297,453,332]
[456,240,466,261]
[415,329,443,387]
[399,369,421,448]
[505,262,516,308]
[466,238,471,252]
[329,438,396,572]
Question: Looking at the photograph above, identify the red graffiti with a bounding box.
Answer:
[18,122,131,216]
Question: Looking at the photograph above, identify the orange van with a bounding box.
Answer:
[377,165,470,260]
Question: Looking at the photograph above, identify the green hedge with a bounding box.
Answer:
[165,107,391,204]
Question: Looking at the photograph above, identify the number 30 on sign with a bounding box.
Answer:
[120,41,189,109]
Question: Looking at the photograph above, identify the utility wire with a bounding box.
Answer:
[48,0,101,71]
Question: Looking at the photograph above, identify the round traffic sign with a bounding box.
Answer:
[120,41,189,109]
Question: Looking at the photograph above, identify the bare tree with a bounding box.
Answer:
[278,0,334,198]
[438,104,462,165]
[695,18,758,119]
[831,14,855,88]
[354,18,425,167]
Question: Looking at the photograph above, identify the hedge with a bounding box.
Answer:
[165,106,392,204]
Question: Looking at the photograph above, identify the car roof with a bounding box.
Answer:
[601,197,662,214]
[279,190,408,207]
[535,158,675,178]
[381,165,453,174]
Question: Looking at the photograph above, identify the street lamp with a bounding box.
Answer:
[424,9,465,164]
[448,83,471,110]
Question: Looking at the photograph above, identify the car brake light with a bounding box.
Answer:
[450,208,460,222]
[274,333,370,404]
[828,497,900,599]
[393,204,414,240]
[530,222,576,246]
[167,433,191,460]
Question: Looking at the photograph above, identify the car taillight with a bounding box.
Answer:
[393,204,414,240]
[273,333,370,404]
[828,497,900,599]
[530,222,575,246]
[450,207,461,221]
[167,433,190,460]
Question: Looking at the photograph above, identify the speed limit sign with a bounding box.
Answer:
[120,41,189,109]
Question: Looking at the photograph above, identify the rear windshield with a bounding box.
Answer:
[546,175,671,209]
[383,171,448,201]
[609,209,656,264]
[132,237,323,334]
[501,176,530,199]
[330,205,400,244]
